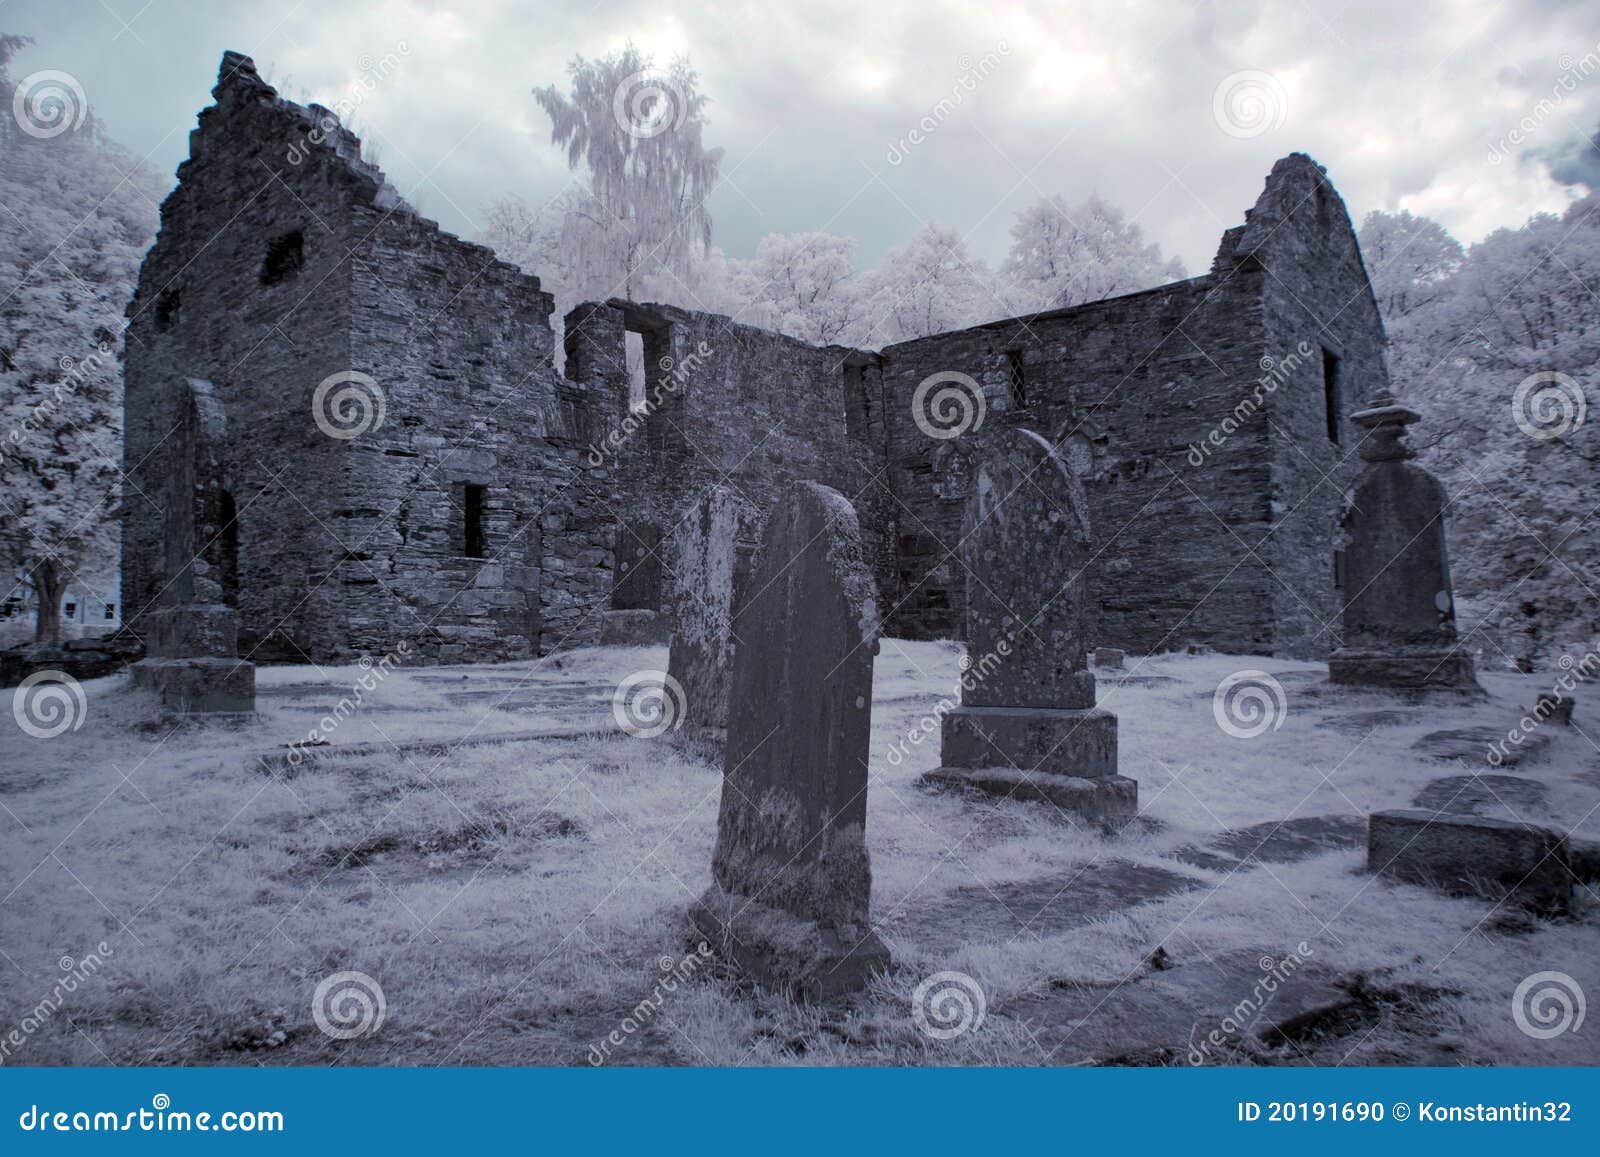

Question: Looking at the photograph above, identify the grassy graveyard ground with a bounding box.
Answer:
[3,640,1598,1067]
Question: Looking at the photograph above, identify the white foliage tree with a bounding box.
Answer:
[532,44,723,304]
[0,35,161,645]
[1362,201,1600,668]
[1000,193,1185,313]
[735,232,860,345]
[854,223,995,345]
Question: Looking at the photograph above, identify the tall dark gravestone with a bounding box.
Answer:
[690,481,890,998]
[922,428,1136,829]
[1328,394,1479,691]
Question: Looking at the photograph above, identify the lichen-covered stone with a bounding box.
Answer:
[691,481,889,998]
[1367,808,1571,910]
[664,487,762,755]
[922,428,1135,829]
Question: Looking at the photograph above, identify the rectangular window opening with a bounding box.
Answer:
[261,230,305,285]
[1322,348,1342,444]
[624,329,647,412]
[463,485,488,559]
[1006,350,1027,408]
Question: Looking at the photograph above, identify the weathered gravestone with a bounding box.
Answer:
[664,487,762,756]
[129,379,256,719]
[600,520,670,644]
[1367,809,1571,911]
[1328,394,1478,691]
[921,428,1137,829]
[690,481,890,999]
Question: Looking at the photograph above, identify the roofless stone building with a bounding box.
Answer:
[122,52,1389,665]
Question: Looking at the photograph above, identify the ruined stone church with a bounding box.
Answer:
[121,52,1389,664]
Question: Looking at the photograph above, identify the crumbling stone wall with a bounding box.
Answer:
[123,53,612,663]
[125,57,1380,667]
[564,300,897,620]
[876,154,1383,658]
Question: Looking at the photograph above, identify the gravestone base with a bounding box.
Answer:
[1367,808,1571,911]
[938,705,1118,778]
[131,656,256,717]
[926,705,1131,828]
[1328,648,1480,692]
[144,604,239,659]
[599,609,669,646]
[690,884,891,1002]
[922,767,1138,831]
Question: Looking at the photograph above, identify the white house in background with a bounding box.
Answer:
[1,574,122,638]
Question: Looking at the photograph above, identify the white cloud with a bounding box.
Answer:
[11,0,1598,267]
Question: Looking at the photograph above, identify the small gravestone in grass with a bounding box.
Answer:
[690,481,890,999]
[1328,394,1479,692]
[921,428,1136,830]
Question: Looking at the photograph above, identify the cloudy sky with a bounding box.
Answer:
[6,0,1598,272]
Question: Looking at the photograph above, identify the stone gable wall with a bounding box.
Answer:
[123,53,614,664]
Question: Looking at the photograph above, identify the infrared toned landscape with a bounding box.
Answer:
[1,0,1597,1073]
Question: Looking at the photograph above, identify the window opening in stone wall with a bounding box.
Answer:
[218,490,240,606]
[155,289,181,331]
[1006,349,1027,408]
[464,484,488,559]
[261,230,305,285]
[1322,347,1342,444]
[625,329,647,412]
[842,362,870,440]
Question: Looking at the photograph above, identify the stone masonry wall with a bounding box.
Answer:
[876,154,1382,658]
[878,271,1278,653]
[126,59,1379,667]
[565,300,897,621]
[123,53,353,661]
[124,53,613,664]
